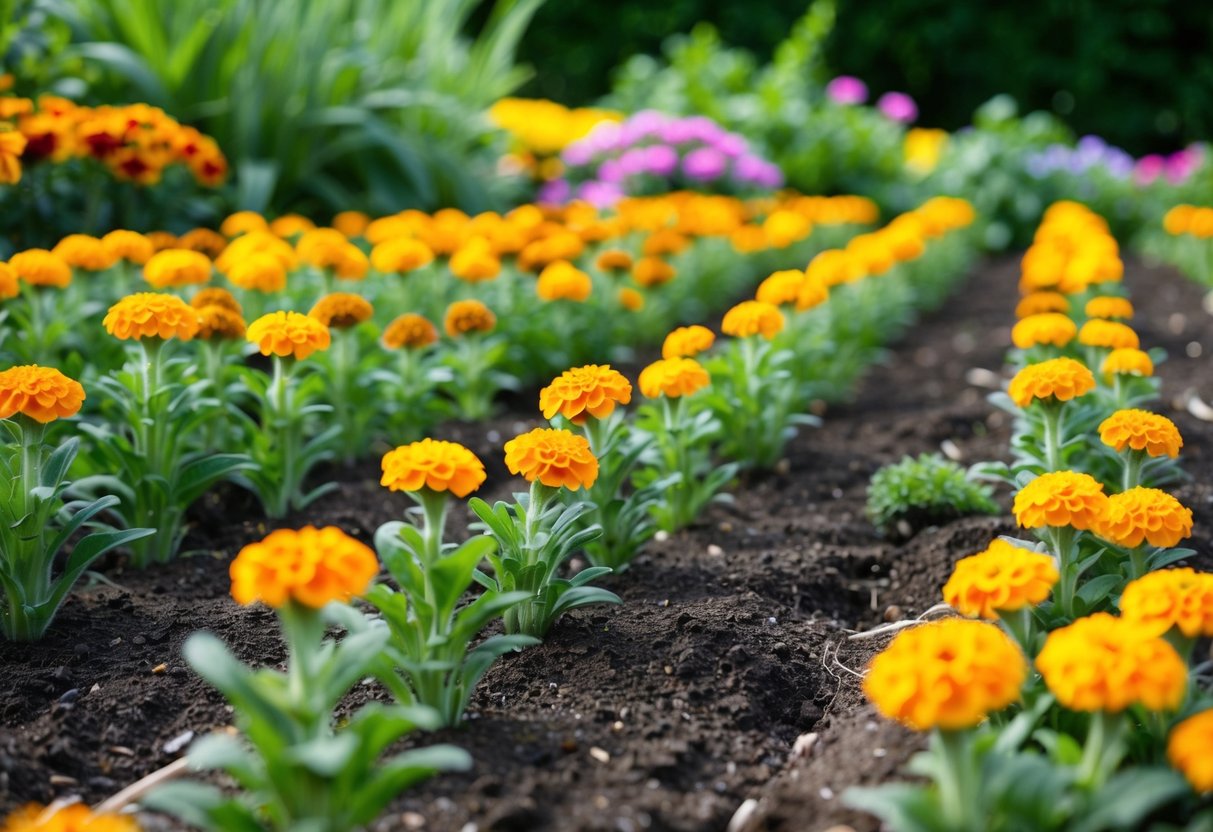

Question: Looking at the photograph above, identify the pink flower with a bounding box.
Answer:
[877,91,918,123]
[826,76,868,105]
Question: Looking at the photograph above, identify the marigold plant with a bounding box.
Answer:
[1013,470,1109,531]
[102,292,200,341]
[943,538,1059,621]
[1085,296,1134,320]
[661,326,715,359]
[1098,487,1193,550]
[539,364,632,424]
[247,310,332,360]
[142,248,211,289]
[1099,409,1183,489]
[380,439,486,498]
[1007,357,1096,408]
[230,525,378,609]
[1168,710,1213,794]
[1119,567,1213,644]
[721,300,785,340]
[1077,319,1139,351]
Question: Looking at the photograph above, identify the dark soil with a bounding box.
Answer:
[2,256,1211,832]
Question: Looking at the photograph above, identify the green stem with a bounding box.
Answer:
[271,356,296,518]
[1041,402,1064,472]
[997,606,1034,655]
[280,601,327,733]
[1050,525,1079,618]
[1077,710,1125,789]
[935,729,977,830]
[1122,450,1144,491]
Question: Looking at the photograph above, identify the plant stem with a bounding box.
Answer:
[1078,710,1124,789]
[935,729,976,830]
[1050,525,1079,618]
[1122,450,1144,491]
[1041,402,1064,472]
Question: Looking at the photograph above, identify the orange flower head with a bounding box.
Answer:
[220,211,269,238]
[383,313,439,350]
[450,239,501,282]
[143,249,211,289]
[226,252,288,293]
[1098,487,1193,549]
[504,427,599,490]
[638,357,710,398]
[53,234,118,272]
[0,365,85,423]
[443,299,496,337]
[1168,710,1213,792]
[103,293,200,341]
[755,269,805,307]
[371,237,434,273]
[268,214,315,238]
[246,311,331,360]
[0,802,141,831]
[191,287,242,315]
[795,272,829,312]
[308,292,373,329]
[1035,613,1187,713]
[596,249,634,273]
[721,300,785,340]
[1120,568,1213,639]
[1011,313,1077,349]
[1007,357,1095,408]
[333,210,371,238]
[296,228,350,271]
[230,525,378,609]
[9,249,71,288]
[862,618,1025,731]
[196,305,246,340]
[1015,292,1069,319]
[942,538,1060,619]
[536,260,592,302]
[1085,296,1133,320]
[1101,348,1153,380]
[540,365,632,423]
[618,287,644,311]
[380,439,486,497]
[1099,409,1182,458]
[1078,319,1139,350]
[0,262,18,300]
[1013,470,1108,531]
[101,230,155,265]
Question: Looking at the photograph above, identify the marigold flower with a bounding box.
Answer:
[1168,710,1213,792]
[1120,568,1213,639]
[631,256,676,288]
[863,619,1025,731]
[755,270,805,306]
[618,287,644,311]
[1101,348,1153,379]
[1035,613,1186,712]
[0,802,141,832]
[0,263,18,300]
[1098,409,1182,458]
[0,365,85,423]
[9,249,71,288]
[143,249,211,289]
[178,229,227,258]
[53,234,118,272]
[642,229,689,257]
[246,311,331,360]
[1013,470,1108,531]
[145,231,179,252]
[1007,357,1096,408]
[540,365,632,423]
[371,237,434,273]
[943,538,1059,620]
[1163,205,1196,236]
[383,313,439,350]
[0,129,26,184]
[380,439,486,497]
[226,252,288,293]
[638,357,710,398]
[230,525,378,609]
[722,300,785,340]
[1077,319,1139,350]
[443,299,496,337]
[596,249,634,273]
[269,214,315,238]
[296,228,349,270]
[196,305,246,340]
[504,427,599,490]
[450,240,501,282]
[308,292,373,329]
[537,260,592,302]
[1085,296,1133,320]
[333,210,370,238]
[101,230,155,265]
[1011,313,1077,349]
[1097,487,1193,549]
[795,272,829,312]
[1015,291,1069,319]
[103,293,200,341]
[191,287,242,315]
[220,211,268,237]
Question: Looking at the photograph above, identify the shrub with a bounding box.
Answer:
[866,453,998,536]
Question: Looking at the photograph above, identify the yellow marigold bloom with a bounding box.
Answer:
[536,260,592,302]
[1035,613,1187,713]
[540,365,632,423]
[863,619,1025,731]
[450,240,502,282]
[0,263,18,300]
[0,129,27,184]
[215,231,297,274]
[145,231,179,252]
[333,210,371,238]
[638,357,710,398]
[642,228,690,257]
[722,300,785,340]
[220,210,269,238]
[1013,470,1108,531]
[795,272,829,312]
[1077,319,1139,350]
[504,427,599,490]
[383,313,439,350]
[443,299,496,337]
[596,249,634,273]
[0,365,85,423]
[1,802,141,831]
[1098,487,1193,549]
[631,256,676,288]
[230,525,377,609]
[1162,205,1196,237]
[143,249,211,289]
[618,287,644,311]
[1099,409,1182,458]
[53,234,117,272]
[1015,291,1069,319]
[101,230,154,265]
[807,248,859,287]
[661,325,715,359]
[103,293,200,341]
[269,214,315,238]
[9,249,71,289]
[1121,568,1213,639]
[1007,357,1096,408]
[246,311,331,360]
[296,228,350,271]
[308,292,373,329]
[755,269,804,306]
[196,305,246,340]
[371,237,434,273]
[943,538,1060,620]
[380,439,486,497]
[1011,313,1077,349]
[332,243,369,281]
[763,210,812,249]
[1084,296,1133,321]
[1101,347,1153,380]
[730,224,768,254]
[178,228,227,258]
[1169,710,1213,792]
[226,252,288,293]
[191,287,242,315]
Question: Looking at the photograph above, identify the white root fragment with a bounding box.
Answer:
[846,603,955,641]
[94,756,190,814]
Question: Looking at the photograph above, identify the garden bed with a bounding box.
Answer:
[2,255,1210,832]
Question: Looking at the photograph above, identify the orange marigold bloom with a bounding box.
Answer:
[145,231,179,252]
[0,263,18,300]
[53,234,117,272]
[1169,710,1213,793]
[178,228,227,258]
[268,214,315,238]
[631,256,676,288]
[191,287,242,315]
[795,272,829,312]
[230,525,378,609]
[1015,291,1069,319]
[0,365,85,423]
[540,365,632,423]
[596,249,634,273]
[196,305,246,340]
[504,427,599,490]
[755,269,805,307]
[1120,568,1213,639]
[1007,357,1095,408]
[101,230,155,265]
[1085,296,1133,320]
[383,313,439,350]
[220,211,268,238]
[444,299,496,337]
[1011,313,1076,349]
[1013,470,1108,531]
[308,292,373,329]
[536,260,592,302]
[863,618,1025,731]
[1101,347,1153,380]
[0,802,141,832]
[143,249,211,289]
[1098,487,1193,549]
[9,249,71,289]
[0,129,27,184]
[371,237,434,273]
[618,287,644,311]
[380,439,486,497]
[942,538,1059,620]
[103,293,200,341]
[1099,409,1182,458]
[661,326,716,360]
[1035,613,1187,713]
[246,311,331,360]
[638,357,710,398]
[333,210,371,238]
[1162,205,1196,237]
[642,228,689,256]
[1077,319,1139,350]
[722,300,784,340]
[226,252,288,293]
[450,240,501,282]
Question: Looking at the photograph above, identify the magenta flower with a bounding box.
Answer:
[682,146,727,182]
[826,76,868,106]
[877,92,918,123]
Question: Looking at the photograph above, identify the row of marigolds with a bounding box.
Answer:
[0,199,978,830]
[850,202,1213,831]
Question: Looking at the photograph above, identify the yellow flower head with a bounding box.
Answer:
[143,249,212,289]
[9,249,72,289]
[1098,487,1193,549]
[1,802,141,832]
[755,270,805,307]
[536,260,592,302]
[101,230,155,265]
[661,326,715,360]
[942,538,1060,620]
[443,299,496,337]
[53,234,118,272]
[296,228,349,271]
[1085,296,1133,321]
[226,252,288,293]
[721,300,785,340]
[1007,357,1096,408]
[383,313,439,350]
[631,256,676,288]
[1013,470,1108,531]
[540,365,632,423]
[246,311,331,360]
[380,439,486,497]
[504,427,599,490]
[0,365,85,423]
[638,357,710,399]
[1099,409,1182,458]
[1015,291,1070,319]
[333,210,370,238]
[863,618,1026,731]
[230,525,378,609]
[308,292,373,329]
[618,287,644,311]
[371,237,434,273]
[795,272,829,312]
[269,214,315,239]
[196,305,247,340]
[1035,613,1187,713]
[807,248,859,287]
[103,293,200,341]
[0,262,18,300]
[220,210,268,238]
[1011,313,1077,349]
[450,239,502,283]
[1168,710,1213,793]
[1121,568,1213,639]
[1101,348,1153,380]
[191,287,242,315]
[1077,319,1139,350]
[595,249,634,273]
[1162,205,1196,236]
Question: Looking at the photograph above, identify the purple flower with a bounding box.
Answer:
[537,178,570,205]
[715,133,749,158]
[644,144,679,177]
[735,155,784,189]
[877,92,918,124]
[1135,154,1164,185]
[1103,149,1134,180]
[826,76,868,106]
[617,148,648,176]
[597,158,624,183]
[562,142,594,167]
[576,180,624,208]
[682,146,727,182]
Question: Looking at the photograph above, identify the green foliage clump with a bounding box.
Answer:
[866,453,998,537]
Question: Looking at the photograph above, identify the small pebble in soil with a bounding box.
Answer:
[49,774,77,787]
[873,747,887,757]
[400,812,426,829]
[726,799,758,832]
[707,544,724,556]
[940,439,962,461]
[57,688,79,705]
[164,730,194,755]
[718,521,733,533]
[1187,341,1203,358]
[1169,313,1187,334]
[819,786,834,800]
[109,746,134,757]
[612,721,624,732]
[883,605,903,622]
[151,663,167,674]
[654,530,669,543]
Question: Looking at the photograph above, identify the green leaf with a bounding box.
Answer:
[1070,768,1191,832]
[288,733,359,777]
